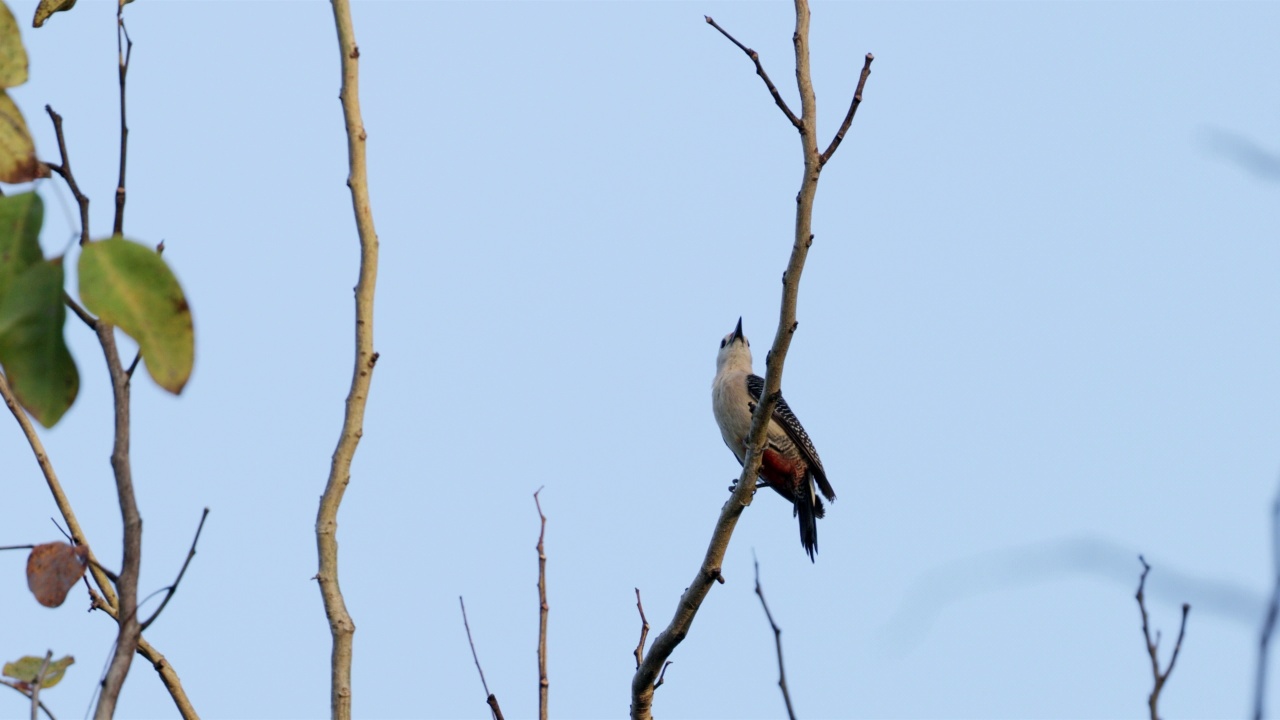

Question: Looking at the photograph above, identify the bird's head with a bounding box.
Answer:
[716,317,753,373]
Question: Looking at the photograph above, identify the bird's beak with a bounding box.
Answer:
[732,317,744,342]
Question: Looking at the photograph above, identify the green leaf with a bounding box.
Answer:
[0,2,27,86]
[0,191,43,293]
[2,655,74,688]
[32,0,75,29]
[0,258,78,426]
[78,236,193,393]
[0,91,39,183]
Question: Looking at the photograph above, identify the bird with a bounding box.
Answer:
[712,317,836,561]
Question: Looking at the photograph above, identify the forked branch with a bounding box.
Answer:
[1136,556,1191,720]
[630,4,873,718]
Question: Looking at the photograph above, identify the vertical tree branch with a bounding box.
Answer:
[93,324,141,720]
[1135,556,1191,720]
[1255,483,1280,720]
[753,555,796,720]
[630,5,871,718]
[534,490,549,720]
[112,14,131,236]
[316,0,381,717]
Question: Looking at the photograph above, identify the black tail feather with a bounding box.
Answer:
[796,475,820,562]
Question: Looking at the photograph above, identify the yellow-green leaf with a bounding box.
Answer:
[0,91,39,183]
[0,2,27,86]
[78,236,193,393]
[0,258,78,426]
[0,192,43,293]
[2,655,74,689]
[32,0,76,29]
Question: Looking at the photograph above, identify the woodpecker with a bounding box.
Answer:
[712,318,836,561]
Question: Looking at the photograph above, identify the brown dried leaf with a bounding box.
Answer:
[26,542,88,608]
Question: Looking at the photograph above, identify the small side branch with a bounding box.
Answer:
[460,597,505,720]
[1136,556,1191,720]
[30,651,52,720]
[754,554,796,720]
[705,16,802,130]
[139,508,209,631]
[534,489,549,720]
[42,106,90,247]
[633,589,648,669]
[819,53,874,166]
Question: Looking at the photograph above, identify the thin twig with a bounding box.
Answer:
[112,15,131,236]
[753,553,796,720]
[460,597,505,720]
[1255,482,1280,720]
[0,680,56,720]
[704,16,802,130]
[534,488,549,720]
[42,106,89,247]
[819,53,875,166]
[316,1,381,717]
[30,651,52,720]
[633,588,648,669]
[631,5,872,717]
[63,293,96,330]
[1136,556,1191,720]
[139,508,209,631]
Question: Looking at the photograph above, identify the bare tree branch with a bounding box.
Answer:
[633,588,649,670]
[42,106,89,248]
[1136,556,1191,720]
[460,597,505,720]
[1255,482,1280,720]
[111,15,131,236]
[820,53,874,166]
[315,0,382,717]
[704,16,801,130]
[534,489,549,720]
[631,5,872,718]
[92,320,142,720]
[753,554,796,720]
[139,508,209,631]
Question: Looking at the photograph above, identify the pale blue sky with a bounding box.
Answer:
[4,1,1280,718]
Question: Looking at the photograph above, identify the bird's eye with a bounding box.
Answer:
[719,339,726,348]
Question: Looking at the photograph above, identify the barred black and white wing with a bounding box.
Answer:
[746,374,836,502]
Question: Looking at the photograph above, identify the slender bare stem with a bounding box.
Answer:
[139,508,209,631]
[1136,556,1191,720]
[112,16,131,236]
[1255,483,1280,720]
[820,53,874,166]
[704,16,802,130]
[460,597,505,720]
[631,6,872,717]
[633,589,649,670]
[534,489,549,720]
[316,0,382,717]
[753,554,796,720]
[42,106,89,247]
